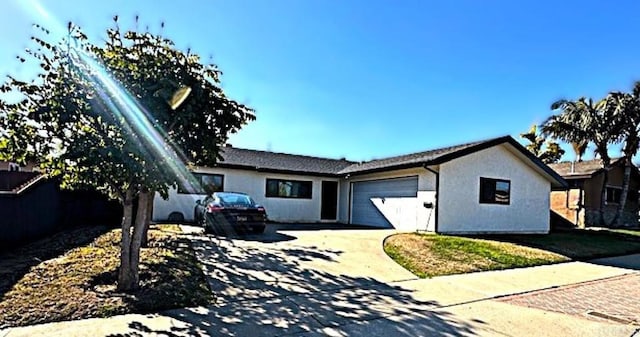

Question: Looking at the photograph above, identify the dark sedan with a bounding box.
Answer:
[195,192,267,235]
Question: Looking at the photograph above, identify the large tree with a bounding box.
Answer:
[541,97,622,226]
[519,124,565,164]
[0,18,255,291]
[602,82,640,227]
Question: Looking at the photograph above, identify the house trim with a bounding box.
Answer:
[343,136,566,188]
[212,163,344,178]
[424,166,439,233]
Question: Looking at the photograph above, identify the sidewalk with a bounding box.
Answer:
[2,256,638,337]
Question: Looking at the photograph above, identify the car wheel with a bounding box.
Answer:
[252,226,265,234]
[167,212,184,224]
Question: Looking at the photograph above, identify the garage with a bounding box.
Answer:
[350,176,419,227]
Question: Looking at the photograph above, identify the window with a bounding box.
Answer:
[178,173,224,194]
[605,187,622,204]
[266,179,312,199]
[217,193,255,207]
[479,177,511,205]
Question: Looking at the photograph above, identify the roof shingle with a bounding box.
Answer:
[547,158,620,178]
[217,136,529,177]
[214,136,564,187]
[338,139,488,174]
[218,146,354,175]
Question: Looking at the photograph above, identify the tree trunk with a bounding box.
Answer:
[127,187,149,289]
[599,169,609,227]
[117,186,151,292]
[117,187,135,291]
[614,158,633,227]
[141,189,154,247]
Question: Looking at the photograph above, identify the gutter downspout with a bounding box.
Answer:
[424,165,439,233]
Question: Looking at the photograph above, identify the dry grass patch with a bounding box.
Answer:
[0,225,211,329]
[384,234,568,278]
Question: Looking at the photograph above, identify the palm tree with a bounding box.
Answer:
[541,97,623,226]
[520,124,565,163]
[570,140,588,162]
[603,82,640,227]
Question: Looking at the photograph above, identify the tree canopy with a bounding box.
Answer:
[541,84,640,227]
[0,17,255,290]
[519,124,564,164]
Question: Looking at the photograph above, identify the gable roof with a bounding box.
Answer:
[547,159,610,178]
[338,137,523,175]
[547,158,639,180]
[217,146,355,176]
[215,136,566,187]
[0,171,45,194]
[339,136,566,186]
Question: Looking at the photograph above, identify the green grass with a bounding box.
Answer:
[385,242,429,278]
[609,228,640,237]
[488,230,640,259]
[384,229,640,278]
[384,234,567,278]
[0,225,212,329]
[430,236,558,266]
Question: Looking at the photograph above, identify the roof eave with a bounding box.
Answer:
[426,136,567,188]
[213,163,343,178]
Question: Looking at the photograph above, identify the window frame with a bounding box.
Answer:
[265,178,313,199]
[479,177,511,205]
[177,173,224,194]
[605,186,622,205]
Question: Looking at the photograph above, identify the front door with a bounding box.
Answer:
[321,181,338,220]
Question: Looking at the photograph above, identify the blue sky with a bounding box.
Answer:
[2,1,640,162]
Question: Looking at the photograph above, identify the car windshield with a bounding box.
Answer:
[217,193,255,207]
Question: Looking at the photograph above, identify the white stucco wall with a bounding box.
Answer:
[153,167,340,223]
[345,168,436,231]
[437,145,551,234]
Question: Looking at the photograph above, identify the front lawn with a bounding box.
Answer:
[610,228,640,238]
[0,225,212,329]
[489,230,640,259]
[384,230,640,278]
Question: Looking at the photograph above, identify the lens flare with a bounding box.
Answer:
[19,0,201,193]
[71,47,200,192]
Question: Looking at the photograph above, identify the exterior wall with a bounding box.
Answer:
[153,167,340,223]
[0,161,37,172]
[346,168,436,231]
[582,166,639,227]
[550,188,584,227]
[338,181,350,223]
[438,145,550,234]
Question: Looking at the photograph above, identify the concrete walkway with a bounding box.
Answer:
[2,226,639,337]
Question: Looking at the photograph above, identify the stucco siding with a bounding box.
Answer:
[153,167,340,223]
[338,181,350,223]
[438,145,550,233]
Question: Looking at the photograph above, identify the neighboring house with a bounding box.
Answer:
[154,135,566,234]
[548,158,640,228]
[0,161,38,172]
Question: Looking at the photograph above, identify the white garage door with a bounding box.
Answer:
[351,176,419,227]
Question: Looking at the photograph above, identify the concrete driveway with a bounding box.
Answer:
[167,224,639,336]
[192,224,417,304]
[3,224,639,337]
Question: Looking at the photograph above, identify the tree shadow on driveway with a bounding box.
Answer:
[108,233,483,336]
